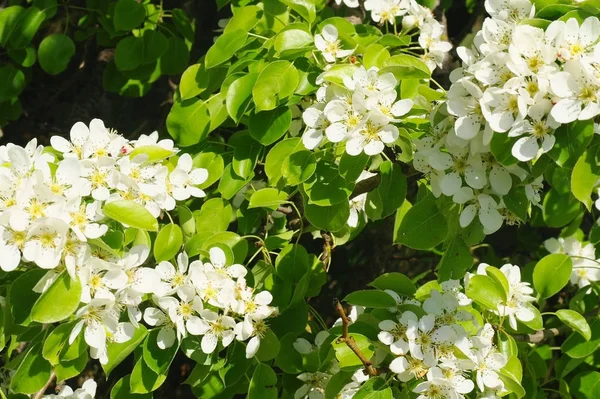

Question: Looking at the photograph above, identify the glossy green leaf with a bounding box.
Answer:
[252,60,299,112]
[556,309,591,341]
[571,146,600,210]
[249,107,293,146]
[154,224,183,262]
[344,290,397,308]
[114,0,146,31]
[10,343,51,394]
[369,272,416,296]
[465,275,504,311]
[248,188,289,211]
[103,200,158,231]
[37,33,75,75]
[282,150,316,185]
[248,364,278,399]
[226,73,259,122]
[533,254,572,299]
[143,329,180,375]
[103,325,148,376]
[332,333,374,368]
[205,29,248,69]
[167,97,211,147]
[31,271,81,323]
[0,64,26,101]
[9,269,45,326]
[111,375,153,399]
[365,161,406,220]
[394,199,447,249]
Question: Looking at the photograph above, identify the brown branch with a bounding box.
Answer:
[33,371,56,399]
[334,299,380,376]
[512,326,568,343]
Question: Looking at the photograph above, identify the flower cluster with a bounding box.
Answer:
[467,263,536,329]
[144,247,277,359]
[362,0,452,71]
[447,0,600,161]
[545,235,600,288]
[376,279,511,399]
[302,65,413,155]
[42,379,97,399]
[0,119,207,273]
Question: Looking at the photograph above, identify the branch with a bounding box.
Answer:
[33,371,56,399]
[512,326,568,343]
[334,299,380,376]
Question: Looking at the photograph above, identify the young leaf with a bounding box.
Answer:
[103,200,158,231]
[533,254,572,299]
[248,188,289,211]
[154,224,183,262]
[465,275,504,311]
[556,309,592,341]
[205,29,248,69]
[31,271,81,323]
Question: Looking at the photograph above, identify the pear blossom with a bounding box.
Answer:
[314,25,354,63]
[550,60,600,124]
[169,153,209,201]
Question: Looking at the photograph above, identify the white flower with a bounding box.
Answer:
[457,191,504,234]
[547,17,600,62]
[345,113,399,156]
[169,153,208,201]
[545,236,600,288]
[343,66,397,98]
[509,99,559,161]
[550,60,600,124]
[484,0,534,23]
[470,344,507,392]
[347,170,377,227]
[159,286,204,342]
[314,25,354,63]
[69,298,117,352]
[365,0,410,25]
[378,311,417,355]
[334,0,360,7]
[0,225,26,271]
[187,309,237,354]
[143,307,177,349]
[23,217,69,269]
[302,104,329,150]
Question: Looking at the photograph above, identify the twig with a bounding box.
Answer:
[512,325,569,343]
[33,371,56,399]
[334,299,380,376]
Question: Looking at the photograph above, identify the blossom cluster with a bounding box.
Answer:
[335,0,451,71]
[414,0,600,235]
[143,247,277,358]
[293,265,535,399]
[545,235,600,288]
[448,0,599,160]
[0,119,207,273]
[302,65,413,155]
[0,120,277,365]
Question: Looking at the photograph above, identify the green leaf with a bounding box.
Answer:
[252,60,299,112]
[353,377,393,399]
[542,188,581,228]
[265,138,303,186]
[338,152,370,182]
[0,6,45,50]
[325,371,354,399]
[281,0,316,22]
[10,343,51,394]
[225,6,263,33]
[248,188,289,211]
[275,244,309,283]
[571,146,600,210]
[394,199,447,249]
[130,357,167,393]
[304,161,353,206]
[217,163,254,200]
[103,325,148,376]
[465,275,504,311]
[563,318,600,358]
[249,107,293,145]
[282,150,316,185]
[533,254,572,299]
[484,266,509,302]
[255,328,280,361]
[37,33,75,75]
[205,29,248,69]
[504,186,529,221]
[193,151,224,189]
[343,290,397,308]
[369,272,416,296]
[55,351,87,382]
[129,145,173,163]
[111,375,153,399]
[226,73,259,123]
[114,0,146,31]
[571,371,600,399]
[248,364,278,399]
[60,331,87,362]
[115,31,169,71]
[9,269,45,326]
[33,0,57,20]
[31,271,81,323]
[438,237,472,281]
[7,45,36,68]
[549,120,595,168]
[103,200,158,231]
[154,224,183,262]
[305,200,350,232]
[167,97,210,147]
[381,54,430,79]
[274,29,313,57]
[0,64,26,101]
[365,161,406,220]
[363,44,390,69]
[143,329,180,375]
[332,333,374,368]
[160,36,190,75]
[498,356,525,398]
[556,309,591,341]
[42,322,74,365]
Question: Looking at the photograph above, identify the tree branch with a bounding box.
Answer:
[33,371,56,399]
[512,326,568,343]
[334,299,380,376]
